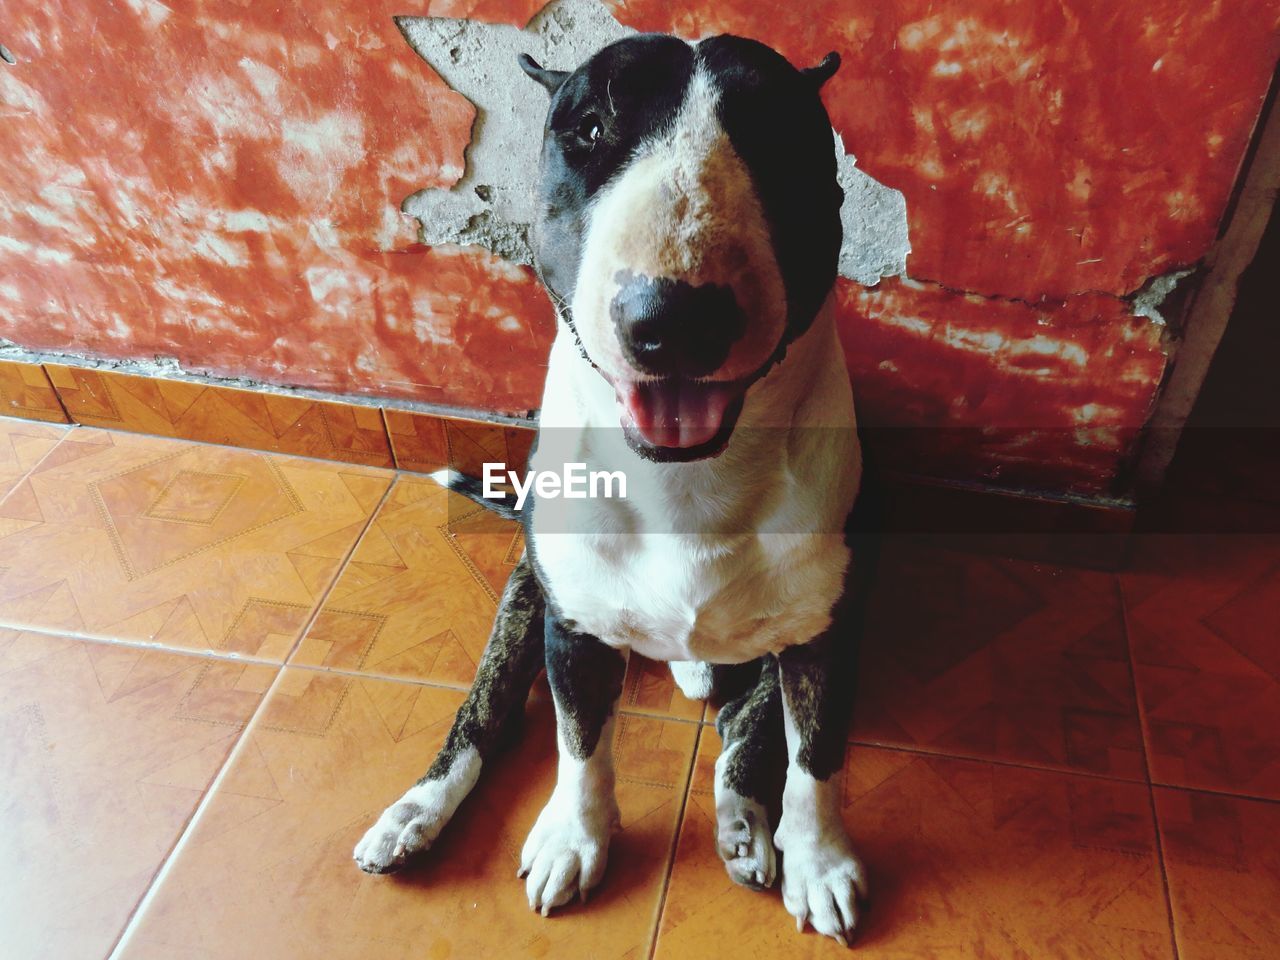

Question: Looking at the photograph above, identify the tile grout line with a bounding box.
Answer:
[843,736,1149,785]
[1118,575,1182,960]
[645,722,702,960]
[280,475,399,666]
[8,611,1273,803]
[0,618,290,667]
[102,654,295,960]
[0,420,80,514]
[845,735,1280,806]
[0,617,712,729]
[378,406,402,471]
[1148,779,1280,807]
[67,421,402,475]
[102,474,399,960]
[42,367,77,422]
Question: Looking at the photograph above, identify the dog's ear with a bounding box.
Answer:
[802,52,841,89]
[518,53,569,95]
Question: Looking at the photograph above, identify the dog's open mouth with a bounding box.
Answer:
[614,378,747,461]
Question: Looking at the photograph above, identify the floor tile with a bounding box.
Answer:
[0,630,274,960]
[117,669,696,960]
[0,360,69,423]
[853,537,1144,778]
[292,476,704,720]
[1122,533,1280,798]
[655,729,1174,958]
[46,365,395,467]
[1156,787,1280,960]
[0,415,67,502]
[383,407,533,475]
[0,428,392,657]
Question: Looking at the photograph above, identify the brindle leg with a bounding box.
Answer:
[519,611,627,914]
[773,632,868,946]
[713,656,785,889]
[354,556,545,874]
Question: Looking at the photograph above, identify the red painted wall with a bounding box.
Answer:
[1,2,1277,495]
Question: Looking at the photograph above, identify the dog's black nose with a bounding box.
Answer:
[610,273,747,378]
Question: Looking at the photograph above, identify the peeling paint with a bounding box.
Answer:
[398,0,911,286]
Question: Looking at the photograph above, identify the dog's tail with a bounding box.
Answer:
[429,469,520,521]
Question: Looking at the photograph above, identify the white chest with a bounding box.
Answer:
[531,528,851,663]
[528,300,860,664]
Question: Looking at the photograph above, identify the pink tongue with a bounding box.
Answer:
[619,380,738,449]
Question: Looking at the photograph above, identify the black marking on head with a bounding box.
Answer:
[529,34,696,308]
[423,556,546,780]
[610,270,746,378]
[527,34,843,379]
[543,613,626,760]
[694,35,843,342]
[518,53,569,95]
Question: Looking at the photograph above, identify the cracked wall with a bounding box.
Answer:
[0,1,1277,496]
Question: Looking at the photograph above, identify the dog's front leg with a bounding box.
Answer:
[774,637,868,946]
[354,557,545,874]
[520,612,626,915]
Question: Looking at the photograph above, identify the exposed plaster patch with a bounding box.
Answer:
[397,0,911,286]
[835,132,910,284]
[1129,267,1194,324]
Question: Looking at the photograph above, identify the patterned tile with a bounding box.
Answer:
[1156,787,1280,960]
[0,360,68,423]
[383,407,534,476]
[0,416,67,503]
[117,669,696,960]
[46,365,394,467]
[1122,533,1280,798]
[853,537,1144,778]
[0,630,273,960]
[292,476,703,720]
[0,428,392,657]
[655,729,1173,958]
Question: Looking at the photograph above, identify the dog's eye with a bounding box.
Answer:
[574,115,603,146]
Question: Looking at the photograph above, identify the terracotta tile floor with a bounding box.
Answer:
[0,415,1276,959]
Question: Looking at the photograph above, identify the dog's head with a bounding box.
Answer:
[520,35,843,461]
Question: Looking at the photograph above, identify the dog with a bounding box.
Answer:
[355,32,870,946]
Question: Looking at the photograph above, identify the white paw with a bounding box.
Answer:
[716,797,776,890]
[776,832,868,946]
[670,660,715,700]
[354,792,448,873]
[354,749,481,874]
[518,791,619,915]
